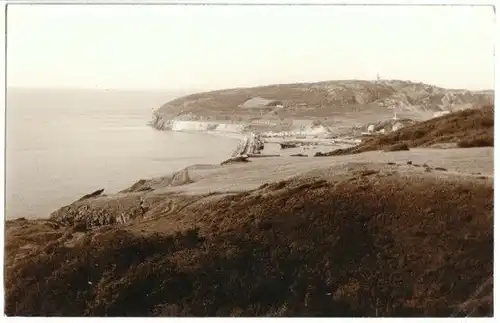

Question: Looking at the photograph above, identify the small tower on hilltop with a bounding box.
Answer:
[393,109,398,121]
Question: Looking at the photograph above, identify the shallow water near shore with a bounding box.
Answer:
[6,89,240,219]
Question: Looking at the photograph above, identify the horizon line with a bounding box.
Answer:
[5,79,495,93]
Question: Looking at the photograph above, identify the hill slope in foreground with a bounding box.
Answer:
[151,79,493,130]
[316,104,494,156]
[5,145,493,316]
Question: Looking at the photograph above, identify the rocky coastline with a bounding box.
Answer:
[4,81,494,317]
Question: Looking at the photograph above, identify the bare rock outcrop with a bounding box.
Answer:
[50,194,146,230]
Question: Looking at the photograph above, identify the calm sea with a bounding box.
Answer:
[5,88,240,219]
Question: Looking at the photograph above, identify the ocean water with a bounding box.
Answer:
[5,88,240,219]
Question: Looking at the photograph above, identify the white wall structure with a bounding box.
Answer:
[170,120,246,133]
[433,110,452,118]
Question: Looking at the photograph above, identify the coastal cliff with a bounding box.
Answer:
[151,80,493,133]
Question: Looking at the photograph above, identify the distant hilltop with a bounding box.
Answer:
[151,79,494,130]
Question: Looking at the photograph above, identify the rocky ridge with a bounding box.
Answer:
[151,80,493,131]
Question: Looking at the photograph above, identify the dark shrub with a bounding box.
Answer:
[384,143,410,152]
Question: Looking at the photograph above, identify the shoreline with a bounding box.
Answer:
[10,101,492,221]
[6,128,244,221]
[150,117,363,158]
[7,146,493,223]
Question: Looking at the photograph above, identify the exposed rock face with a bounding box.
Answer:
[362,118,416,134]
[151,80,493,130]
[50,195,146,230]
[220,155,251,165]
[50,167,211,230]
[231,132,264,157]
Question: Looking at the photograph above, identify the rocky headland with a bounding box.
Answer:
[150,79,493,135]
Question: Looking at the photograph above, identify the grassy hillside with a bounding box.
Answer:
[153,80,493,125]
[316,105,494,156]
[4,168,493,316]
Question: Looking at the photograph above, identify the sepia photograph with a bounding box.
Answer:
[2,1,495,317]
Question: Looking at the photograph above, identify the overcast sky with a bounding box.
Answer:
[6,4,495,91]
